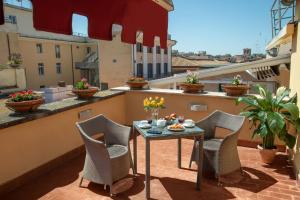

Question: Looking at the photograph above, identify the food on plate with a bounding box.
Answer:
[164,113,177,121]
[169,123,184,130]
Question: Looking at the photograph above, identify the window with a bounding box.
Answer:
[156,63,161,77]
[164,48,168,55]
[38,63,44,76]
[148,64,153,79]
[148,47,153,53]
[87,47,91,54]
[56,63,62,74]
[136,43,143,53]
[164,63,168,75]
[55,45,61,58]
[137,63,143,77]
[156,46,161,54]
[36,44,43,53]
[6,15,17,24]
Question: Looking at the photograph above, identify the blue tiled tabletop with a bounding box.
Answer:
[133,121,204,140]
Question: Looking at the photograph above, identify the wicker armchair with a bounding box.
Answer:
[189,110,245,184]
[76,115,134,196]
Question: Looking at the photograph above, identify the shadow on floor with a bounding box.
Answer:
[262,154,295,179]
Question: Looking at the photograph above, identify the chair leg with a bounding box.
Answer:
[110,184,115,197]
[240,167,244,175]
[217,175,222,186]
[79,177,84,187]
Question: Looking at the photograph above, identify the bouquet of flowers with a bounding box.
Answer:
[143,96,165,123]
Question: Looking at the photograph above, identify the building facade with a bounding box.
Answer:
[0,4,98,90]
[0,2,175,90]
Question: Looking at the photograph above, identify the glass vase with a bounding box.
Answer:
[151,108,159,126]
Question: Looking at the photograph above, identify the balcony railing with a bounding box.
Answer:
[271,0,296,37]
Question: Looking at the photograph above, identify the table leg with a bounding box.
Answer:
[178,138,182,168]
[145,139,150,199]
[133,127,137,174]
[196,135,204,190]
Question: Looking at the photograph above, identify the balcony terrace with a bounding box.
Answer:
[0,88,299,200]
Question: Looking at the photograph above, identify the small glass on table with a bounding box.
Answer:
[178,116,185,124]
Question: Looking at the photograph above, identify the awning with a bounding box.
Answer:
[30,0,169,48]
[0,0,4,25]
[149,54,291,86]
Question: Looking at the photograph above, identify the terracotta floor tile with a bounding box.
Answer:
[1,137,298,200]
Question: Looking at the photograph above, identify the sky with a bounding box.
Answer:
[169,0,274,55]
[12,0,274,56]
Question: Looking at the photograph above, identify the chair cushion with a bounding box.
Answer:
[107,145,128,159]
[204,138,223,151]
[107,145,131,182]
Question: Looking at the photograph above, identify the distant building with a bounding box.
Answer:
[243,48,251,61]
[172,56,230,74]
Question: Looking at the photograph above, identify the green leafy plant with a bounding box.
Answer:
[236,85,300,149]
[185,70,200,84]
[7,53,22,67]
[9,90,41,102]
[75,78,90,90]
[232,75,242,85]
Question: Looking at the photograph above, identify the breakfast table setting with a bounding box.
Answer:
[132,96,205,199]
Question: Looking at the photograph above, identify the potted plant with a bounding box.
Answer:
[143,96,166,125]
[72,78,99,99]
[180,71,204,93]
[7,53,22,68]
[5,90,44,113]
[127,77,148,90]
[236,85,300,164]
[223,75,250,96]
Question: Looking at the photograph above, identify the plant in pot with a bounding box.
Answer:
[7,53,22,68]
[72,78,99,99]
[5,90,44,113]
[236,85,300,164]
[180,71,204,93]
[223,75,250,96]
[127,77,148,90]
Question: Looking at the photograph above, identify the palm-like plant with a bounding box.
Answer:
[236,85,300,149]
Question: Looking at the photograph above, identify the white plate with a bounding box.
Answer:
[167,126,185,132]
[138,124,151,129]
[183,123,195,128]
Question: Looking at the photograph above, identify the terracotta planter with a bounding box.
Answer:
[58,81,66,87]
[223,84,250,96]
[126,81,148,90]
[180,83,204,93]
[72,87,99,99]
[5,98,45,113]
[257,145,278,164]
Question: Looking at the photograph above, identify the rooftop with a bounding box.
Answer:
[172,56,230,68]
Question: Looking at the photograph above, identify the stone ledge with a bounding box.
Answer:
[0,90,125,130]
